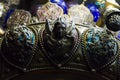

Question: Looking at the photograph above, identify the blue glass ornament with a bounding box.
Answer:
[3,9,15,29]
[50,0,64,4]
[92,12,100,22]
[87,4,100,22]
[116,31,120,40]
[50,0,68,14]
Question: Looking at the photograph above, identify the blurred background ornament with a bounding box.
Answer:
[17,0,48,15]
[94,0,120,31]
[37,2,63,22]
[30,4,42,16]
[65,0,79,8]
[105,11,120,31]
[68,4,94,26]
[87,4,101,22]
[7,0,20,6]
[2,9,15,29]
[95,0,105,13]
[102,0,120,31]
[0,0,20,30]
[7,10,31,28]
[0,28,4,36]
[0,2,8,33]
[116,31,120,40]
[0,3,5,18]
[106,0,120,7]
[50,0,68,14]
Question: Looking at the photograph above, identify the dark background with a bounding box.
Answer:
[17,0,120,11]
[17,0,96,10]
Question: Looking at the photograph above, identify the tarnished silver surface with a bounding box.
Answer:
[0,0,120,80]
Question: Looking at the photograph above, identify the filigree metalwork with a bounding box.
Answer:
[1,25,38,70]
[81,28,119,70]
[39,15,80,67]
[0,1,120,79]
